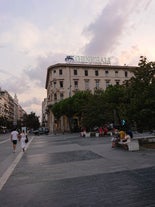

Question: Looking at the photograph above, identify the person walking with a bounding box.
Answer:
[20,130,27,152]
[10,128,19,153]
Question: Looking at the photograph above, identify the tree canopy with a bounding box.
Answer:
[23,112,40,130]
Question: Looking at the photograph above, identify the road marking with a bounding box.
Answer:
[0,138,10,144]
[0,136,34,191]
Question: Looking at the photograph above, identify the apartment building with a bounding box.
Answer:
[0,90,14,122]
[0,90,26,128]
[45,59,137,133]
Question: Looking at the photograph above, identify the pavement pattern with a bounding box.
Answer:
[0,133,155,207]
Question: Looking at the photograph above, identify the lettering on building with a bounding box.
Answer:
[65,55,111,65]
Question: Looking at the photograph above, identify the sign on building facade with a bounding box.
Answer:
[65,55,111,65]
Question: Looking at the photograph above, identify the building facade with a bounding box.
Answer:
[0,89,26,129]
[45,62,137,133]
[42,98,48,127]
[0,90,14,122]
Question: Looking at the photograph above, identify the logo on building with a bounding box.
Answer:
[65,56,74,62]
[65,55,111,65]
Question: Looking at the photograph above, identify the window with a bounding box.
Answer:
[48,95,50,101]
[59,81,63,88]
[74,80,78,90]
[115,80,120,85]
[53,70,56,73]
[125,71,128,77]
[115,71,118,77]
[54,93,57,101]
[59,69,63,75]
[84,70,88,76]
[95,79,100,89]
[105,80,110,88]
[74,69,77,75]
[95,70,99,76]
[84,79,89,90]
[54,81,56,88]
[105,70,109,76]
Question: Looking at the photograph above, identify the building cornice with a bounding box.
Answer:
[45,62,138,89]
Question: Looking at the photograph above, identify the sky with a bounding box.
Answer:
[0,0,154,120]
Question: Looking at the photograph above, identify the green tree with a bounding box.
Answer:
[125,56,155,131]
[71,90,92,123]
[104,85,127,128]
[51,97,75,132]
[23,112,40,130]
[81,91,106,130]
[51,91,92,132]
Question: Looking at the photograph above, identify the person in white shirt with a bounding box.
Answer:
[20,130,27,152]
[10,128,19,153]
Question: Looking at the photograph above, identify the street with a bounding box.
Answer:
[0,133,155,207]
[0,133,17,180]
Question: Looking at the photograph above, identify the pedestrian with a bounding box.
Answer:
[119,130,126,140]
[10,128,19,153]
[103,125,108,135]
[98,126,103,137]
[111,132,120,148]
[20,130,27,152]
[126,129,133,139]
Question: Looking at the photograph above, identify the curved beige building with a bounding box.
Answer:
[45,62,137,133]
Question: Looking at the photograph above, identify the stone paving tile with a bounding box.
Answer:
[0,167,155,207]
[22,150,103,165]
[1,134,155,207]
[34,135,111,146]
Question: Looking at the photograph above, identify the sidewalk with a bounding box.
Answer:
[0,133,155,207]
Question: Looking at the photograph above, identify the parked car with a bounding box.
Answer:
[33,127,49,135]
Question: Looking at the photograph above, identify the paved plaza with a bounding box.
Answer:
[0,133,155,207]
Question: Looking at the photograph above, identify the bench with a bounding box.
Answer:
[117,135,155,151]
[117,139,139,151]
[81,131,113,137]
[133,135,155,142]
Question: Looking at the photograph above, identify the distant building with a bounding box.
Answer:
[0,90,14,123]
[0,89,26,128]
[42,98,48,127]
[45,61,137,133]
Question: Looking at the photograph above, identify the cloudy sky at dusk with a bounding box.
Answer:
[0,0,154,119]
